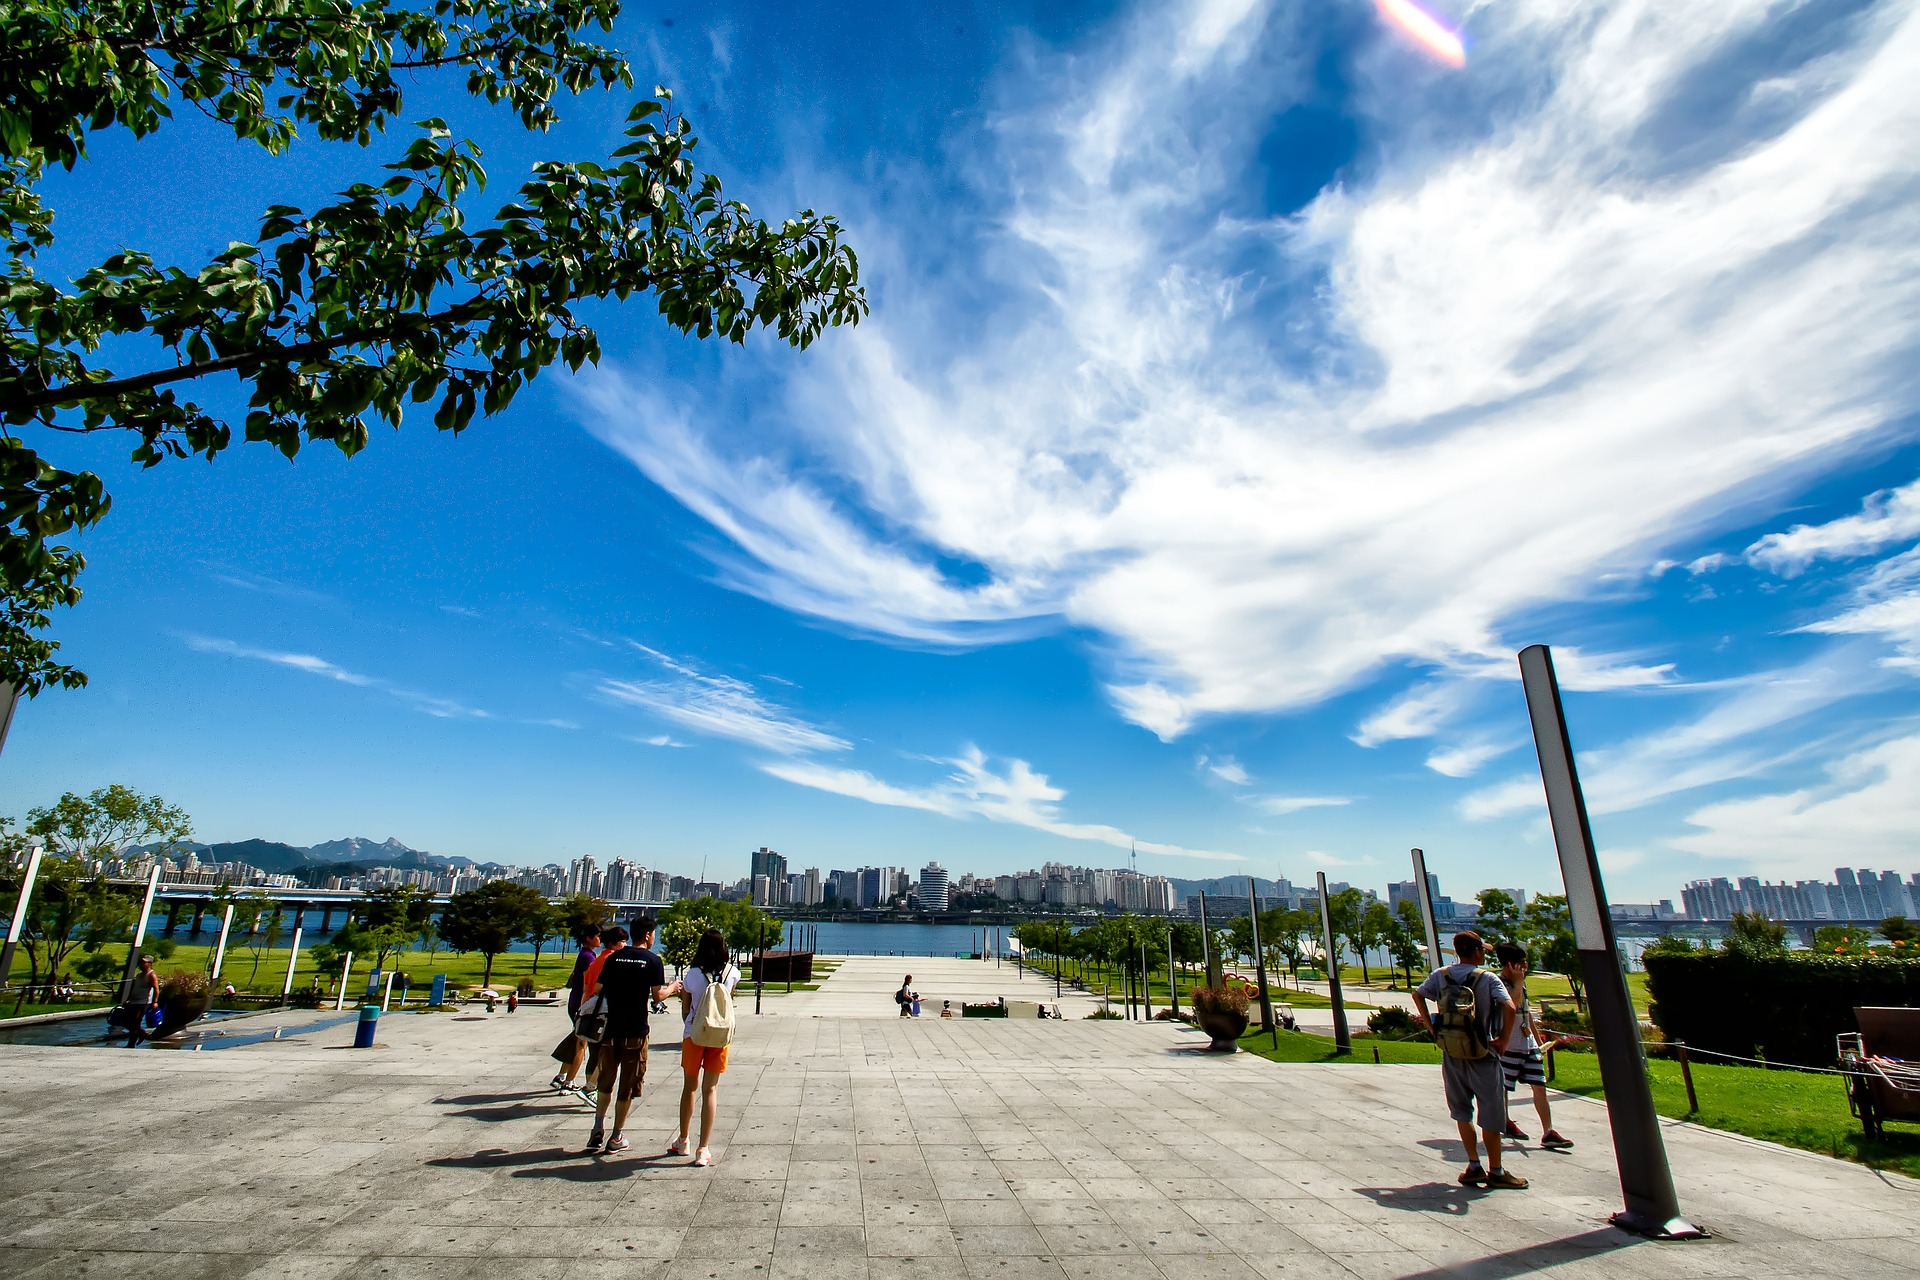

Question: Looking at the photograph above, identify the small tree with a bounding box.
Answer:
[25,784,191,861]
[240,902,286,987]
[1387,903,1427,988]
[1474,888,1521,942]
[1327,888,1365,978]
[1520,894,1584,1012]
[1880,916,1917,945]
[10,855,135,1003]
[1726,910,1788,957]
[519,898,558,973]
[357,885,433,969]
[556,892,612,943]
[1815,924,1872,954]
[1356,900,1396,985]
[439,881,544,986]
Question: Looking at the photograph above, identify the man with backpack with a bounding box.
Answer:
[1412,931,1527,1190]
[581,920,679,1154]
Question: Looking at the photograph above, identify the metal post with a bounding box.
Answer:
[1246,877,1276,1035]
[787,925,794,993]
[1198,891,1221,989]
[1410,848,1445,975]
[0,844,44,990]
[1140,939,1152,1020]
[1675,1042,1698,1114]
[1054,925,1062,1002]
[381,968,397,1012]
[280,927,303,1007]
[118,865,163,1003]
[210,904,235,981]
[335,952,354,1011]
[1316,872,1351,1054]
[755,917,765,1015]
[1167,929,1179,1016]
[1520,643,1700,1239]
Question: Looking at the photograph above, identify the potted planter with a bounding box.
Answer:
[1190,985,1252,1052]
[153,971,213,1038]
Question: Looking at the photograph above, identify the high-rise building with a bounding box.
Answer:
[751,847,788,887]
[803,867,823,907]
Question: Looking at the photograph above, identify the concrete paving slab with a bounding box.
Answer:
[2,998,1917,1278]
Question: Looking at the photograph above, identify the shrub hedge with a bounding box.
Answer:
[1642,951,1920,1067]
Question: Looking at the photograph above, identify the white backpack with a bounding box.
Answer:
[690,965,737,1048]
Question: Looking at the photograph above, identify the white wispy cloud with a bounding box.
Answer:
[1748,476,1920,575]
[1673,731,1920,873]
[1199,754,1251,785]
[1459,648,1896,821]
[763,745,1242,860]
[598,647,850,755]
[181,635,494,720]
[578,0,1920,745]
[1424,741,1509,778]
[1252,794,1352,815]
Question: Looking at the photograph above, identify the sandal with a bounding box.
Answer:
[667,1137,689,1156]
[693,1148,713,1167]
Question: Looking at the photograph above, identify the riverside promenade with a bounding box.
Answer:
[1,960,1915,1278]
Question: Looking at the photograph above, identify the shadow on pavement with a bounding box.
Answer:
[1387,1228,1648,1278]
[1352,1183,1477,1214]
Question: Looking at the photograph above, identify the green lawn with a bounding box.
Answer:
[1233,1026,1920,1178]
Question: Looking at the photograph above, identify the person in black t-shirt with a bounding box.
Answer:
[584,916,678,1153]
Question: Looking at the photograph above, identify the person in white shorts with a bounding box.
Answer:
[1493,942,1573,1150]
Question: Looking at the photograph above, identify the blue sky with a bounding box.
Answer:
[10,0,1920,901]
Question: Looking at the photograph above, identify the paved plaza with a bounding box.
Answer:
[1,958,1916,1278]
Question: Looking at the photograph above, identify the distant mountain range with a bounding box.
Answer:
[134,836,476,876]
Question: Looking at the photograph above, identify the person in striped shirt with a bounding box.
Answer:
[1494,942,1573,1150]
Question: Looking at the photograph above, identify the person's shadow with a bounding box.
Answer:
[1352,1183,1477,1215]
[425,1147,673,1183]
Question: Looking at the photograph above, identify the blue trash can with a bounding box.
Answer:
[353,1004,379,1048]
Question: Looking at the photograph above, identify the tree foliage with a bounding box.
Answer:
[351,883,433,969]
[658,896,768,956]
[1726,909,1789,958]
[4,853,134,998]
[1473,888,1521,941]
[438,879,544,985]
[0,0,866,694]
[555,891,610,943]
[24,783,191,860]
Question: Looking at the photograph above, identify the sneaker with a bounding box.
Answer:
[1541,1131,1574,1150]
[693,1147,713,1167]
[605,1133,629,1153]
[586,1125,605,1152]
[1458,1164,1486,1186]
[1504,1120,1529,1141]
[1484,1168,1529,1190]
[667,1136,689,1156]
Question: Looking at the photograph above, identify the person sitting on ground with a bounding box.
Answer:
[1412,931,1527,1190]
[940,1000,955,1019]
[896,975,913,1017]
[1493,942,1572,1150]
[582,920,680,1154]
[672,927,738,1168]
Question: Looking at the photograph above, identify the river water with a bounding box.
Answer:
[159,914,1017,958]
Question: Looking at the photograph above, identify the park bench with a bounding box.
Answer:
[1837,1006,1920,1140]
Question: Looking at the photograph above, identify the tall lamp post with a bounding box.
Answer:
[1315,871,1351,1055]
[1520,645,1700,1239]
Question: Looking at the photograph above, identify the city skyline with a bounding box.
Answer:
[5,2,1920,903]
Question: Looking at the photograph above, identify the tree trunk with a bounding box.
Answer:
[482,951,496,987]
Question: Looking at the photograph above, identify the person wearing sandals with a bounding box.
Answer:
[552,926,601,1096]
[1494,942,1573,1150]
[671,928,738,1167]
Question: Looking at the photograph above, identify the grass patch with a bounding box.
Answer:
[1234,1024,1920,1178]
[1547,1050,1920,1178]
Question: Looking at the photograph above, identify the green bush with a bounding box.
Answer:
[1366,1006,1418,1039]
[1643,950,1920,1067]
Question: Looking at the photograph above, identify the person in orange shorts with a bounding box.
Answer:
[671,927,739,1167]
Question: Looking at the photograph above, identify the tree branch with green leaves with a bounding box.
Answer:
[0,0,865,696]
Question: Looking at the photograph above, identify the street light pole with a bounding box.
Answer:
[1520,644,1701,1240]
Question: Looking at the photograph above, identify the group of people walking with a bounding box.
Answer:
[551,918,738,1165]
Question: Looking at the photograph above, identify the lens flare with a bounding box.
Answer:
[1375,0,1467,67]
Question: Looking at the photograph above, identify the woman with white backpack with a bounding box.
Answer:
[671,927,738,1167]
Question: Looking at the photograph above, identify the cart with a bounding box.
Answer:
[1837,1006,1920,1141]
